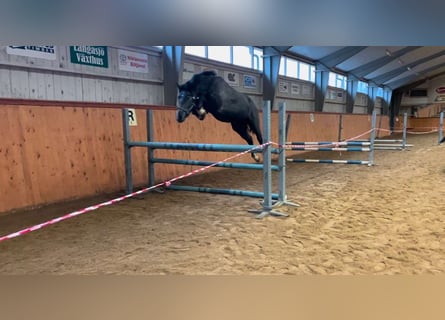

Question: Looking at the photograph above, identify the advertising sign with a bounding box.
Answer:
[70,46,108,68]
[7,46,57,60]
[118,49,148,73]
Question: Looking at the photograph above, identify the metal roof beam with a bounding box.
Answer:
[262,46,282,107]
[345,76,359,113]
[367,85,378,114]
[271,46,292,54]
[163,46,184,106]
[314,63,329,112]
[318,46,367,69]
[350,46,421,78]
[386,61,445,90]
[381,88,392,115]
[371,49,445,85]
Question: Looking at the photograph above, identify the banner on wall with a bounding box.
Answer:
[279,81,289,93]
[7,46,57,60]
[70,46,108,68]
[435,87,445,101]
[118,49,148,73]
[243,75,257,89]
[224,71,239,86]
[291,83,300,95]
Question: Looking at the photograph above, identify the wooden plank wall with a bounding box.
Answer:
[402,118,440,132]
[0,104,393,214]
[0,105,148,213]
[342,114,390,140]
[416,103,445,117]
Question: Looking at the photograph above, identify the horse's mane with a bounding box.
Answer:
[184,70,218,91]
[199,70,217,77]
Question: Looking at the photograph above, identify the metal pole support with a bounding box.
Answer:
[439,111,444,144]
[277,102,299,208]
[368,109,377,166]
[402,112,408,149]
[122,109,133,194]
[248,101,287,218]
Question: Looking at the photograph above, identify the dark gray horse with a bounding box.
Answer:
[176,70,263,162]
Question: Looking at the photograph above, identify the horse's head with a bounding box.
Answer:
[176,84,206,122]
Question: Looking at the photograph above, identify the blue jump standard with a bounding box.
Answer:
[167,185,280,199]
[152,158,280,171]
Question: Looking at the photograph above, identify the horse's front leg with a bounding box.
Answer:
[230,122,261,162]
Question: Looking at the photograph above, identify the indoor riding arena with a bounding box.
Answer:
[1,45,444,275]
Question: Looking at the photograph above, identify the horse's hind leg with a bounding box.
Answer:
[248,118,263,145]
[231,122,260,162]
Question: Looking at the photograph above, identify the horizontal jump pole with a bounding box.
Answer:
[355,139,404,143]
[152,158,280,171]
[287,159,369,165]
[287,141,371,146]
[373,143,413,147]
[374,146,406,150]
[289,146,370,152]
[375,139,404,143]
[167,185,279,199]
[129,141,280,153]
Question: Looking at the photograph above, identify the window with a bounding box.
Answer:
[208,46,231,64]
[357,81,368,93]
[233,46,252,69]
[279,56,315,82]
[185,46,206,58]
[185,46,263,71]
[253,47,263,71]
[299,63,309,81]
[309,65,316,82]
[329,72,346,90]
[376,87,384,97]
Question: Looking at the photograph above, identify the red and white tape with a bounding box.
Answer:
[0,142,271,243]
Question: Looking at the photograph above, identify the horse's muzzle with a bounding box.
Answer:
[196,107,206,120]
[176,110,187,123]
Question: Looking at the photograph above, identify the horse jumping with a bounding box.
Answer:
[176,70,263,162]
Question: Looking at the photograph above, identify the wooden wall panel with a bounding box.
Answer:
[393,116,440,133]
[406,118,440,132]
[416,103,445,117]
[0,102,432,214]
[0,105,148,213]
[286,112,340,143]
[341,114,390,140]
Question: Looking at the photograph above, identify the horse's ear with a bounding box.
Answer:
[176,83,182,90]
